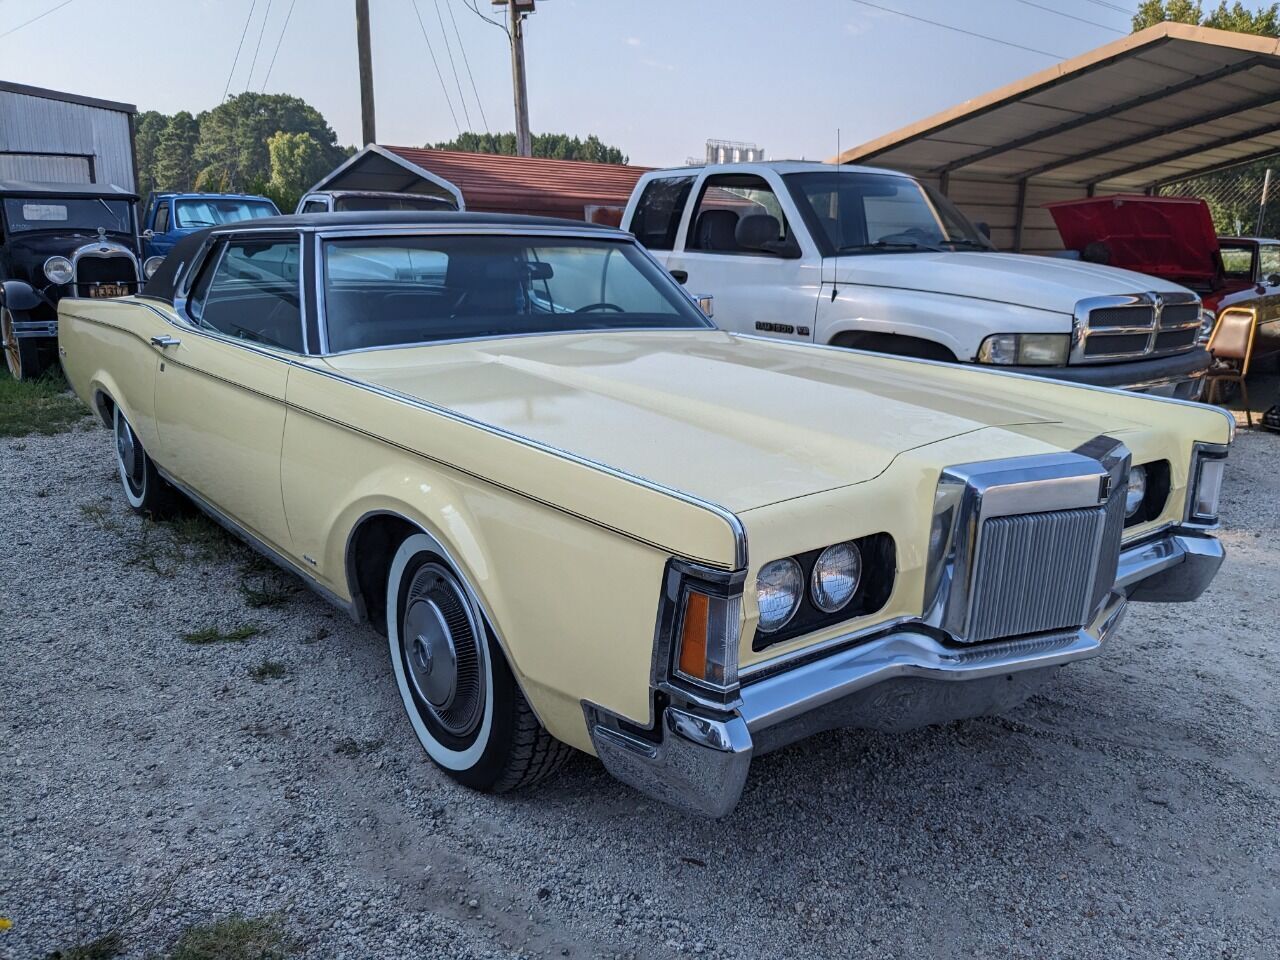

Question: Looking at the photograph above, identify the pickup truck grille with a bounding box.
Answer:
[1074,293,1201,363]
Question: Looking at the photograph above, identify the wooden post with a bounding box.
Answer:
[356,0,377,146]
[508,1,531,157]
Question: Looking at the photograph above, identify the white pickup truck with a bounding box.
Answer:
[622,161,1212,398]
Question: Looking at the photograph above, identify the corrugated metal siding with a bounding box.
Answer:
[0,89,135,190]
[384,146,650,221]
[0,154,91,183]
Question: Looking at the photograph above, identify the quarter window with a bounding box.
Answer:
[629,176,694,250]
[187,237,303,352]
[686,174,796,256]
[152,202,169,233]
[301,199,329,214]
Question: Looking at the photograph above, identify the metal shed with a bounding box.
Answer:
[0,81,137,191]
[836,23,1280,254]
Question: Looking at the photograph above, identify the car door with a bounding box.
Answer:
[143,201,171,258]
[663,171,820,341]
[1255,242,1280,356]
[151,232,305,554]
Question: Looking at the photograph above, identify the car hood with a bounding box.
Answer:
[832,250,1193,314]
[318,330,1120,513]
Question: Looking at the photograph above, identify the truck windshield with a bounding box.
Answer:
[321,235,712,352]
[174,198,279,228]
[3,197,132,235]
[784,171,993,255]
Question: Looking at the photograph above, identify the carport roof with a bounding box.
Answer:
[836,23,1280,191]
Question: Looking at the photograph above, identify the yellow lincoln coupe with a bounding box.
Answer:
[50,212,1231,816]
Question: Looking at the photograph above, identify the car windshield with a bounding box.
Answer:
[333,195,455,212]
[322,234,712,352]
[174,198,278,228]
[784,171,994,254]
[2,196,132,235]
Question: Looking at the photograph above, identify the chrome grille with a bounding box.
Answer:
[1074,293,1201,363]
[966,508,1105,642]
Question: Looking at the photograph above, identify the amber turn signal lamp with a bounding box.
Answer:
[673,587,742,691]
[678,591,710,679]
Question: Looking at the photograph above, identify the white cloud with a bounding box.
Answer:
[626,36,642,47]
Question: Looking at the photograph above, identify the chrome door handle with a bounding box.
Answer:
[150,335,181,348]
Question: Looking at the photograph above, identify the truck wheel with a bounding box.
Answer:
[2,308,47,381]
[387,534,573,793]
[113,405,180,516]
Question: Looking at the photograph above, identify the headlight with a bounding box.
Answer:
[977,333,1070,366]
[142,256,165,280]
[1125,464,1147,518]
[755,557,803,633]
[1197,308,1216,344]
[44,256,74,285]
[811,541,862,613]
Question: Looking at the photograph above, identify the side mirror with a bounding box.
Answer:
[143,256,165,280]
[670,269,689,285]
[695,294,714,318]
[1267,272,1280,286]
[975,221,992,240]
[0,279,41,312]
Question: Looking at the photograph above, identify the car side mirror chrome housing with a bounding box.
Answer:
[142,256,165,281]
[0,279,40,312]
[696,294,714,318]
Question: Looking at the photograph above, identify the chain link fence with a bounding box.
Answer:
[1159,156,1280,237]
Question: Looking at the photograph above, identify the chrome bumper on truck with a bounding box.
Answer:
[584,527,1223,818]
[1007,347,1210,401]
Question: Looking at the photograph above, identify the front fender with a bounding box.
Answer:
[0,279,47,315]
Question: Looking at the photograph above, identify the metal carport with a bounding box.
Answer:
[836,23,1280,254]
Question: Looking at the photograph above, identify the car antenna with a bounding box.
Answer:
[832,129,842,301]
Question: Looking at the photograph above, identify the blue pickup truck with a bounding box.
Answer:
[141,193,280,257]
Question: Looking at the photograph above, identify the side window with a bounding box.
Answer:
[629,176,694,250]
[301,199,329,214]
[1259,244,1280,279]
[152,203,170,233]
[188,237,303,352]
[686,174,796,256]
[1221,246,1254,279]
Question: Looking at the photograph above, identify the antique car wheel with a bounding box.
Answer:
[113,405,180,516]
[387,534,572,792]
[2,307,47,381]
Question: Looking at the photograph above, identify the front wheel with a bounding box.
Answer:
[113,404,180,516]
[387,534,572,793]
[2,308,49,381]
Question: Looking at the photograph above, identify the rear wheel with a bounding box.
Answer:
[113,405,180,516]
[2,307,48,381]
[387,534,572,792]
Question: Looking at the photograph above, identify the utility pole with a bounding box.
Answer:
[356,0,377,145]
[506,0,532,157]
[1257,168,1273,236]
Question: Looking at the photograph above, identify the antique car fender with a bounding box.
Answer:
[0,279,44,314]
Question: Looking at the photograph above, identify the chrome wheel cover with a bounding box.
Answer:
[115,413,145,496]
[401,562,485,739]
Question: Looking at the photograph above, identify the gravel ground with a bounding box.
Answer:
[2,419,1278,960]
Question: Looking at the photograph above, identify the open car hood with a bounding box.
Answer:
[1045,195,1220,283]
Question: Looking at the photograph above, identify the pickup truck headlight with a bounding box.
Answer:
[44,256,74,285]
[977,333,1070,366]
[1188,444,1227,524]
[755,558,803,633]
[1197,308,1217,344]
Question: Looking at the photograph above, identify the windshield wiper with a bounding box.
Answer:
[836,240,938,253]
[938,238,990,249]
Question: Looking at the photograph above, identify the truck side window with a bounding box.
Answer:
[629,176,693,250]
[153,203,169,233]
[686,174,794,256]
[1260,244,1280,279]
[301,199,328,214]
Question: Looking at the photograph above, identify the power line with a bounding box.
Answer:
[245,0,275,91]
[411,0,462,135]
[222,0,259,102]
[461,0,508,34]
[433,0,472,130]
[1080,0,1134,13]
[449,0,489,132]
[261,0,298,91]
[1012,0,1126,33]
[0,0,77,40]
[847,0,1065,59]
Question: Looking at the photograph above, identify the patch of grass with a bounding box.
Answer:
[0,369,89,437]
[162,513,232,559]
[248,658,288,682]
[42,930,124,960]
[126,522,179,579]
[238,572,298,609]
[182,624,261,645]
[167,914,294,960]
[78,499,121,531]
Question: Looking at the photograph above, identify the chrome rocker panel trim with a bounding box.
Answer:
[584,525,1222,818]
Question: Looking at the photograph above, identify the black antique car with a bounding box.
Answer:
[0,180,142,380]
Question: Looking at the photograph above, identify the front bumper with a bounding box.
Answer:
[1002,347,1209,400]
[585,527,1223,817]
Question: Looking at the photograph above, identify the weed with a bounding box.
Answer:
[167,913,294,960]
[162,513,232,559]
[238,572,297,609]
[249,658,288,682]
[0,369,89,437]
[126,523,178,579]
[182,624,261,645]
[78,500,120,531]
[42,929,123,959]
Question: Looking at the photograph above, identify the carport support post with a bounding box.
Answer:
[1013,179,1028,253]
[356,0,377,146]
[1257,168,1272,235]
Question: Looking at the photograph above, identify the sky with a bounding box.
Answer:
[0,0,1264,167]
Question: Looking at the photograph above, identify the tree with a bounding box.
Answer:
[134,110,170,198]
[263,131,333,212]
[194,92,349,192]
[152,111,200,193]
[429,131,628,164]
[1132,0,1279,35]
